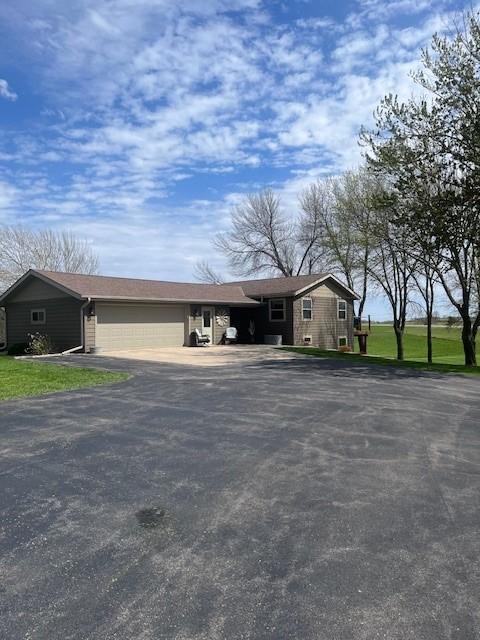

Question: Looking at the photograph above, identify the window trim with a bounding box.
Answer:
[338,335,348,347]
[337,299,347,321]
[30,308,46,325]
[269,298,286,322]
[302,297,313,321]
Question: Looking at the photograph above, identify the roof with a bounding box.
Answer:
[227,273,359,299]
[0,269,358,305]
[0,270,259,306]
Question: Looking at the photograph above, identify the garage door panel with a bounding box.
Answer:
[96,303,185,349]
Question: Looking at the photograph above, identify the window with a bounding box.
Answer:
[337,299,347,320]
[269,298,286,322]
[31,309,46,325]
[338,336,348,347]
[202,309,211,328]
[302,297,312,321]
[303,335,312,345]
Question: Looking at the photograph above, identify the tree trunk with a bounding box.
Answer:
[394,325,404,361]
[426,316,433,364]
[461,315,477,366]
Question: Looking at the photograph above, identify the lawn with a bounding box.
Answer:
[281,324,479,376]
[281,347,480,376]
[0,355,128,401]
[367,324,465,364]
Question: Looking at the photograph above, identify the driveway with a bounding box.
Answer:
[101,344,302,366]
[1,354,479,640]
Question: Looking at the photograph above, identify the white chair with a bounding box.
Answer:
[190,328,210,346]
[224,327,238,344]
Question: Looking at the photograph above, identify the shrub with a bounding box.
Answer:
[7,342,28,356]
[26,333,54,356]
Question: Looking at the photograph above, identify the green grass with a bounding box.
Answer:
[0,355,128,401]
[367,324,465,364]
[280,346,480,376]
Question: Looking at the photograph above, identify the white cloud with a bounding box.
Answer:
[0,0,472,285]
[0,79,17,101]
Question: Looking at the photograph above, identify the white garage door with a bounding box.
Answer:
[96,303,186,350]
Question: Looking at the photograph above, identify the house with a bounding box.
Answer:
[0,269,358,353]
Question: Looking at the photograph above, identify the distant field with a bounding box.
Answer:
[367,324,465,364]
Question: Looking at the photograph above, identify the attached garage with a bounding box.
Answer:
[95,303,186,350]
[0,270,260,353]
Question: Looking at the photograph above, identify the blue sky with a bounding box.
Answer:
[0,0,472,318]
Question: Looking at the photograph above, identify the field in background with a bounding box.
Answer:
[366,324,465,364]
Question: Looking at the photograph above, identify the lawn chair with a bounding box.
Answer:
[190,328,210,347]
[224,326,238,344]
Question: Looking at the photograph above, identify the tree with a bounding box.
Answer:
[300,169,375,317]
[361,11,480,366]
[215,189,326,278]
[0,226,99,292]
[194,260,224,284]
[359,196,418,361]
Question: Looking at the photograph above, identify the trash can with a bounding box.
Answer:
[355,331,368,355]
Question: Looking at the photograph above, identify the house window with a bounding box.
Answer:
[338,299,347,320]
[302,297,312,320]
[338,336,348,347]
[303,335,312,345]
[31,309,46,325]
[269,298,286,322]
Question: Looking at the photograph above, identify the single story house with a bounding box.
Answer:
[0,269,358,353]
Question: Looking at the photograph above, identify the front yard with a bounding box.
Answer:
[0,355,128,401]
[280,346,480,376]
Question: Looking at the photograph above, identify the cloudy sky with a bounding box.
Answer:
[0,0,471,317]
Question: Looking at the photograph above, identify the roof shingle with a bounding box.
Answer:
[34,271,259,305]
[226,273,331,297]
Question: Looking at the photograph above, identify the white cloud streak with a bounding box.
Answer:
[0,79,17,101]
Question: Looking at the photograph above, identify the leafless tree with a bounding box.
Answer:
[215,189,326,278]
[193,260,224,284]
[300,170,375,317]
[0,226,99,292]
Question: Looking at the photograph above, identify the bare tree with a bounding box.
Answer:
[300,169,375,317]
[194,260,224,284]
[0,226,99,291]
[215,189,326,278]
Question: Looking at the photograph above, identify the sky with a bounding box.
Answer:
[0,0,473,319]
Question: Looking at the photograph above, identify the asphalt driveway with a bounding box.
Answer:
[1,354,479,640]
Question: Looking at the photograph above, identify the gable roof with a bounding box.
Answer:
[0,270,259,306]
[0,269,358,305]
[227,273,359,299]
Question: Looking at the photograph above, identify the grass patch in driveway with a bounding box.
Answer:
[0,355,128,401]
[280,347,480,376]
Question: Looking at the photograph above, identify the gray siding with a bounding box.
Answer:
[84,303,96,352]
[6,277,72,302]
[5,297,82,352]
[188,305,231,344]
[293,282,355,348]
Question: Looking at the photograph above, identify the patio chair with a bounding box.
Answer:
[190,328,210,347]
[224,326,238,344]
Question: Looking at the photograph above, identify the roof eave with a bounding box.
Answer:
[294,274,360,300]
[0,269,84,304]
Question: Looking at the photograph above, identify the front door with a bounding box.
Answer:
[201,307,214,344]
